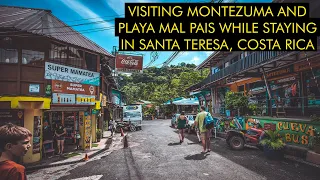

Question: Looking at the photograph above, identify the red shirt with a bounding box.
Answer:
[0,160,27,180]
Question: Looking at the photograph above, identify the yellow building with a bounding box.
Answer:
[0,97,51,163]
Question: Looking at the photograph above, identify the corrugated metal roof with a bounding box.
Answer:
[0,6,114,57]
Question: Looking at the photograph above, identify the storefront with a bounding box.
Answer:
[44,62,101,151]
[262,65,301,116]
[294,57,320,116]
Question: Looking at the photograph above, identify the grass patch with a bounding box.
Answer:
[92,143,99,148]
[63,152,81,158]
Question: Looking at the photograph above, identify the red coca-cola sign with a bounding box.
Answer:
[115,54,143,72]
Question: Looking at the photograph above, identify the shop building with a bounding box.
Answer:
[0,6,115,163]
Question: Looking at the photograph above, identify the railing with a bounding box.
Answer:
[200,51,295,87]
[213,96,320,118]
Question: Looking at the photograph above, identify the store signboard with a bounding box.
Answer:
[0,110,24,127]
[294,59,320,72]
[115,54,143,73]
[265,65,294,80]
[52,93,76,104]
[45,62,100,86]
[76,94,95,105]
[29,84,40,93]
[112,91,121,105]
[101,94,107,107]
[84,114,91,149]
[52,80,96,95]
[276,76,296,84]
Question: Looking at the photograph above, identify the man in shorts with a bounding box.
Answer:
[194,106,211,153]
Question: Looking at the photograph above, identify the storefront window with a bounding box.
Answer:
[270,77,300,108]
[0,48,18,63]
[49,43,67,65]
[85,52,97,72]
[22,49,44,65]
[68,47,83,68]
[64,112,78,142]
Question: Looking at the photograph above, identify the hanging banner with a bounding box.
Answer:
[84,113,91,150]
[45,62,100,86]
[52,80,96,95]
[115,54,143,73]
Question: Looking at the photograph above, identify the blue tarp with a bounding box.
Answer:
[163,97,198,106]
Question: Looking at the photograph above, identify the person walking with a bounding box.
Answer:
[176,111,188,144]
[55,123,66,155]
[0,123,32,180]
[194,106,212,153]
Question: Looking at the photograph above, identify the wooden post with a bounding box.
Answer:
[262,68,272,116]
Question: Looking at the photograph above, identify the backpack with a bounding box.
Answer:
[203,112,214,129]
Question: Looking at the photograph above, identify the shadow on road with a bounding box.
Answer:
[184,153,209,160]
[187,142,201,145]
[172,128,320,180]
[168,142,181,146]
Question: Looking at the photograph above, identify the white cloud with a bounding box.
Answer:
[182,52,189,56]
[204,51,214,57]
[59,0,114,34]
[106,0,125,15]
[191,56,200,65]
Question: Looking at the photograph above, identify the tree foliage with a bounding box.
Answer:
[119,63,209,106]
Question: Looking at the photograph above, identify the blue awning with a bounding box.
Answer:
[172,98,199,106]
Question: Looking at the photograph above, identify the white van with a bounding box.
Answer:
[123,104,143,130]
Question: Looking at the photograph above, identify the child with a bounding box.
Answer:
[75,130,81,150]
[0,123,32,180]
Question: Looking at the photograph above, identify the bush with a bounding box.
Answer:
[260,130,285,150]
[225,91,249,116]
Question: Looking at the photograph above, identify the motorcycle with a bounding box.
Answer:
[115,121,138,132]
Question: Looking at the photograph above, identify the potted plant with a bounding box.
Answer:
[96,129,102,142]
[260,130,285,160]
[310,128,320,154]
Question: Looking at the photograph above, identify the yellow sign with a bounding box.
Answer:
[84,114,91,149]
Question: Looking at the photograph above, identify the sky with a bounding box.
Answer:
[0,0,272,68]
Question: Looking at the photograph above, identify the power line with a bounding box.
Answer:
[0,26,115,37]
[0,18,116,34]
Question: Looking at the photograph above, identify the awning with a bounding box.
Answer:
[45,106,89,112]
[173,98,199,106]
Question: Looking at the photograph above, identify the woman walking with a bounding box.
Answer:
[176,111,188,144]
